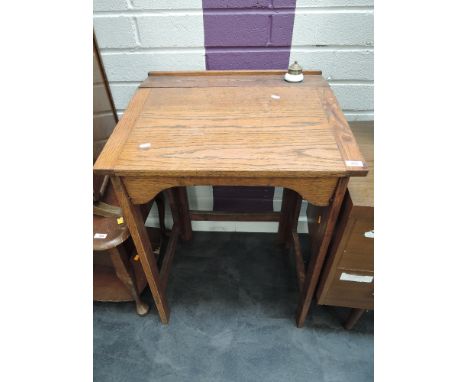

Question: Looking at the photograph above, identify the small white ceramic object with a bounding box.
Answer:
[284,72,304,83]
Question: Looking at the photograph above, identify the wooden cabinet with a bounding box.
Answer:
[307,122,374,315]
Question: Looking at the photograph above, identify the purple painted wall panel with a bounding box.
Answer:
[206,49,291,70]
[202,0,297,212]
[272,0,297,8]
[204,14,270,47]
[271,13,296,46]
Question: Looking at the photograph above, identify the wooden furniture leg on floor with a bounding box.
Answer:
[296,178,349,327]
[108,245,149,316]
[277,189,308,295]
[111,176,171,324]
[344,308,366,330]
[343,309,366,330]
[279,189,305,292]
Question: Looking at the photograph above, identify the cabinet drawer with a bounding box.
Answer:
[317,269,374,310]
[338,208,373,271]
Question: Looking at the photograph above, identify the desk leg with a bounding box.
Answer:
[155,193,167,237]
[176,187,193,241]
[344,308,365,330]
[111,176,170,324]
[278,188,302,247]
[296,177,349,328]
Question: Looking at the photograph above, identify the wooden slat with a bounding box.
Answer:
[141,73,327,89]
[148,70,322,77]
[93,201,121,217]
[189,211,281,222]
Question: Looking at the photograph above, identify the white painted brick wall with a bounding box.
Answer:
[137,15,204,48]
[290,1,374,121]
[93,0,130,12]
[331,83,374,110]
[108,83,139,110]
[294,0,373,7]
[291,11,373,46]
[102,51,205,82]
[93,16,138,48]
[290,49,373,81]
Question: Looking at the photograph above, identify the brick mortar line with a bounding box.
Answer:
[100,46,374,54]
[329,81,374,85]
[132,16,142,46]
[93,7,373,17]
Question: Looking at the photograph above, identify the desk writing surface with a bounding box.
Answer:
[94,71,368,178]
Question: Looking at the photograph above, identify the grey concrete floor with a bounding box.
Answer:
[94,232,373,382]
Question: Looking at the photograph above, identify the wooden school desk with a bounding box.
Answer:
[93,70,368,327]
